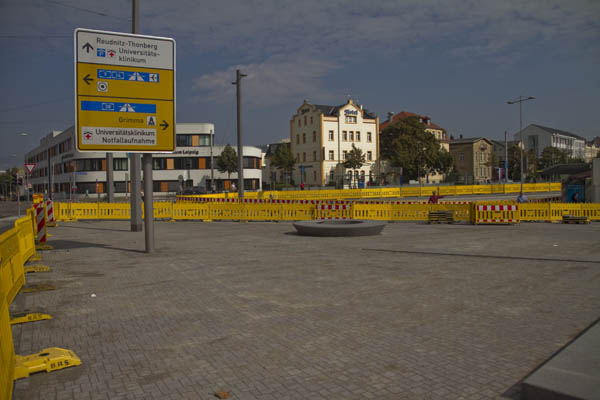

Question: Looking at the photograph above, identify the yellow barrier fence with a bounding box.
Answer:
[177,182,561,203]
[52,201,600,223]
[1,285,14,400]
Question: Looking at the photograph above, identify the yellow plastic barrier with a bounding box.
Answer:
[581,204,600,221]
[1,286,15,400]
[32,193,44,205]
[14,211,36,263]
[504,184,522,194]
[1,229,25,307]
[549,203,582,222]
[518,203,551,222]
[473,204,520,224]
[99,203,130,220]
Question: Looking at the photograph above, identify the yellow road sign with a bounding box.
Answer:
[75,28,175,152]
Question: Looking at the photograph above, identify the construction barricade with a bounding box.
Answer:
[518,203,551,222]
[472,204,519,224]
[1,212,81,400]
[549,203,583,222]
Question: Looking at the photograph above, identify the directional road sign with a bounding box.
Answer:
[75,28,175,152]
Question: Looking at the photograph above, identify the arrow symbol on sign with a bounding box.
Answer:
[82,42,94,53]
[160,120,169,130]
[83,74,94,85]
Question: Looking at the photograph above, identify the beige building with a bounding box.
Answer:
[379,111,450,183]
[290,99,379,187]
[449,137,493,184]
[584,142,600,163]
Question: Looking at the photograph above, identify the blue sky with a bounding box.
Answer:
[1,0,599,170]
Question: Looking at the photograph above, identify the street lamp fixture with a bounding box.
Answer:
[507,96,535,191]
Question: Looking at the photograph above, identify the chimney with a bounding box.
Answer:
[387,112,394,122]
[459,134,463,139]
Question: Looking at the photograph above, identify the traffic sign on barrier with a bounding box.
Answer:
[75,28,175,152]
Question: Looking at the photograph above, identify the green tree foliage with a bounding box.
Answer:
[380,116,453,181]
[507,145,537,181]
[538,147,569,169]
[270,144,295,184]
[344,144,366,186]
[216,144,238,179]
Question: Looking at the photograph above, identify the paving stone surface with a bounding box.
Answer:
[11,220,600,399]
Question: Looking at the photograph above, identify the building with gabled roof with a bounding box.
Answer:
[449,137,493,184]
[290,99,379,187]
[514,124,586,159]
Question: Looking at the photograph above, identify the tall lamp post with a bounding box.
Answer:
[507,96,535,191]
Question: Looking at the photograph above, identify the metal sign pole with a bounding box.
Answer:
[129,0,143,232]
[143,153,154,252]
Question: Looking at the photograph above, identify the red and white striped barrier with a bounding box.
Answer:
[477,219,519,223]
[46,200,55,225]
[35,202,47,243]
[477,205,517,211]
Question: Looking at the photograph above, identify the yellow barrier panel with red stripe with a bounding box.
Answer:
[473,204,520,224]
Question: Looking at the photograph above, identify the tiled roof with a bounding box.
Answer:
[380,111,444,131]
[449,137,492,145]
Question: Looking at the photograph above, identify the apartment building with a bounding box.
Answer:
[449,137,493,184]
[515,124,586,159]
[290,99,379,187]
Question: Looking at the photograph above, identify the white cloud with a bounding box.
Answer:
[192,55,339,106]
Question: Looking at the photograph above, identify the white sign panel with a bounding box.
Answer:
[76,29,173,69]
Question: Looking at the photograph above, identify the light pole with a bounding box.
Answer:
[507,96,535,191]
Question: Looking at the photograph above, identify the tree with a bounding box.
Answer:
[270,144,295,184]
[539,147,569,170]
[216,144,238,180]
[507,144,537,181]
[344,143,366,187]
[380,116,453,182]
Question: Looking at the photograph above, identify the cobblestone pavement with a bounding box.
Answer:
[11,221,600,399]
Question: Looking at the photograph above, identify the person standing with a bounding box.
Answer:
[428,191,439,204]
[517,191,528,203]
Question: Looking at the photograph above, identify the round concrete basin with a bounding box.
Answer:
[293,220,386,237]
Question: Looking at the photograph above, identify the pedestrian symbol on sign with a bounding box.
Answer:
[97,48,106,57]
[147,116,156,126]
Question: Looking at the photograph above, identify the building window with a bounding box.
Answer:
[174,157,197,169]
[310,116,313,125]
[113,158,128,171]
[302,152,306,162]
[345,115,357,123]
[329,130,334,141]
[367,132,372,142]
[313,170,317,181]
[153,158,167,170]
[304,116,307,126]
[343,150,347,160]
[330,171,334,182]
[298,119,301,127]
[176,135,192,147]
[329,150,334,160]
[313,131,316,142]
[459,153,464,161]
[296,135,300,144]
[367,151,372,161]
[342,131,347,141]
[76,159,103,171]
[356,131,360,141]
[297,153,300,162]
[313,151,317,161]
[302,133,306,143]
[349,131,354,141]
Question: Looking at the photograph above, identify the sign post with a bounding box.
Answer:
[75,28,175,252]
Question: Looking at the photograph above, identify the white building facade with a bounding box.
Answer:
[290,99,379,187]
[25,123,262,199]
[515,124,586,159]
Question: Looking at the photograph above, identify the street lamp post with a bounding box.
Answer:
[507,96,535,191]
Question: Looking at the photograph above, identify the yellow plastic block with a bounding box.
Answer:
[10,312,52,325]
[14,348,81,379]
[24,264,52,273]
[20,284,56,293]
